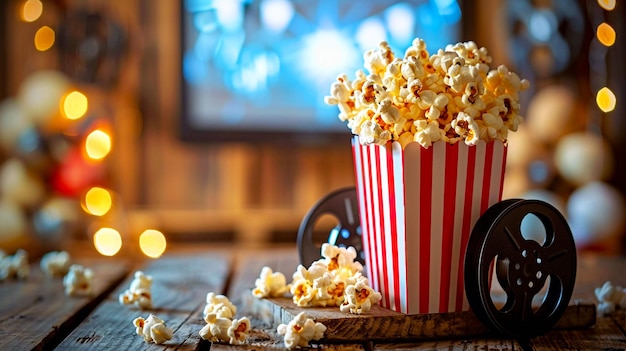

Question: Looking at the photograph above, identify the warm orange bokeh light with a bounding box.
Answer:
[597,0,616,11]
[597,23,616,47]
[21,0,43,22]
[34,25,55,51]
[62,90,89,120]
[596,87,617,113]
[139,229,167,258]
[85,129,112,160]
[83,187,113,216]
[93,227,122,256]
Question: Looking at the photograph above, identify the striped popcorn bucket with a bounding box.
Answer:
[352,136,507,315]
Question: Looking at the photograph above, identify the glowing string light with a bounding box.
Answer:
[62,91,89,120]
[93,227,122,256]
[139,229,167,258]
[34,26,55,51]
[83,187,113,216]
[596,87,616,113]
[597,0,616,11]
[21,0,43,22]
[596,22,616,47]
[85,129,112,160]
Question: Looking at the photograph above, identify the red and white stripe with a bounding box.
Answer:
[352,137,507,315]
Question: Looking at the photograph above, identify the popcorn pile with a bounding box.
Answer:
[595,281,626,316]
[119,271,153,309]
[199,292,250,345]
[324,39,530,148]
[253,243,381,314]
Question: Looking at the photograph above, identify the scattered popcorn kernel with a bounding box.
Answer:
[199,313,233,343]
[253,266,290,298]
[203,292,237,319]
[119,271,153,309]
[595,281,626,316]
[277,312,326,349]
[340,275,382,314]
[40,251,71,277]
[133,314,173,344]
[227,317,251,345]
[0,249,29,280]
[63,264,94,296]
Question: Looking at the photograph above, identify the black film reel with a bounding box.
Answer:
[296,187,363,267]
[464,199,577,340]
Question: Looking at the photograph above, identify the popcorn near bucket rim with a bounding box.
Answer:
[324,39,530,148]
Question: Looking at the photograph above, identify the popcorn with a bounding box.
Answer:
[199,312,250,345]
[325,39,529,148]
[198,291,251,345]
[0,249,29,280]
[63,264,93,296]
[253,266,290,298]
[595,281,626,316]
[340,274,382,314]
[133,314,173,344]
[119,271,153,309]
[277,312,326,349]
[227,317,251,345]
[199,313,234,343]
[203,292,237,319]
[40,250,71,277]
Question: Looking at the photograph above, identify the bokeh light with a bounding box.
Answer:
[597,0,616,11]
[34,25,55,51]
[85,129,112,160]
[83,187,112,216]
[21,0,43,22]
[62,91,88,120]
[596,22,616,47]
[596,87,616,113]
[93,227,122,256]
[139,229,167,258]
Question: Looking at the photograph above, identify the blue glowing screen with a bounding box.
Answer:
[181,0,461,142]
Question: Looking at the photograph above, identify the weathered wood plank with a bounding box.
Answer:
[252,297,596,343]
[529,315,626,350]
[55,252,231,350]
[0,258,129,351]
[374,338,523,350]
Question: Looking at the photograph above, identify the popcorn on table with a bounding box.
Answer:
[203,292,237,319]
[252,266,290,298]
[0,249,29,280]
[133,314,173,344]
[199,313,250,345]
[277,312,326,349]
[289,244,368,308]
[119,271,153,309]
[63,264,94,296]
[324,38,529,149]
[595,281,626,316]
[40,250,71,277]
[340,274,382,314]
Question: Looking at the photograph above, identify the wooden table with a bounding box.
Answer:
[1,244,625,350]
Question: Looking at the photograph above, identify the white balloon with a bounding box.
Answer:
[17,70,69,126]
[567,181,625,247]
[554,132,613,186]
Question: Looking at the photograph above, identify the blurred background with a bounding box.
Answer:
[0,0,624,259]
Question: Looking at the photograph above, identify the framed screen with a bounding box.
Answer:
[180,0,462,143]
